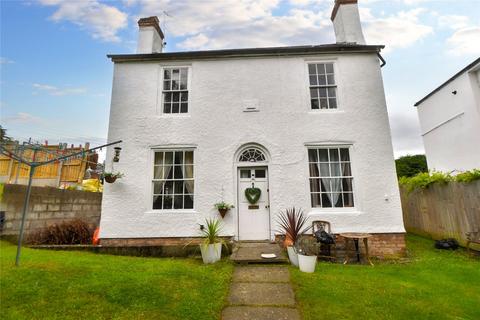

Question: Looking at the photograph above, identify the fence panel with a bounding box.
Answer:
[400,180,480,246]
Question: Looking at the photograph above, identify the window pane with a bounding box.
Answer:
[164,92,172,102]
[310,178,321,192]
[164,181,173,194]
[255,169,266,178]
[320,163,330,177]
[325,63,334,73]
[329,149,339,162]
[319,88,327,97]
[154,152,164,165]
[342,178,353,192]
[184,194,194,209]
[311,99,319,109]
[340,148,350,161]
[163,102,171,113]
[309,75,318,86]
[310,88,318,98]
[154,166,164,179]
[320,98,328,109]
[172,92,180,102]
[180,68,188,79]
[173,195,183,209]
[174,151,183,165]
[308,149,318,162]
[327,74,335,85]
[163,195,173,209]
[318,75,326,86]
[311,193,321,207]
[172,69,180,80]
[163,80,171,90]
[184,165,194,178]
[309,163,319,177]
[172,80,179,90]
[321,193,332,207]
[153,195,163,209]
[173,165,183,179]
[317,64,326,75]
[330,163,341,176]
[184,181,194,194]
[341,163,352,176]
[164,69,171,80]
[343,193,354,207]
[172,103,180,113]
[165,152,173,165]
[333,193,343,207]
[180,103,188,113]
[174,181,183,194]
[181,92,188,101]
[308,64,316,75]
[319,149,329,162]
[153,181,164,194]
[185,151,194,164]
[240,169,250,178]
[321,178,331,192]
[329,98,337,109]
[327,87,336,98]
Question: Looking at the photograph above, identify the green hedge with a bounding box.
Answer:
[399,169,480,193]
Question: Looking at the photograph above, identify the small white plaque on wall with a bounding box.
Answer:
[242,99,260,112]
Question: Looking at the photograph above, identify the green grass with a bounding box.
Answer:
[290,234,480,320]
[0,241,233,320]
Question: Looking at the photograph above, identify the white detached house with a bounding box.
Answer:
[100,0,406,257]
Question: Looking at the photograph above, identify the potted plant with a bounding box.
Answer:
[276,207,310,267]
[199,218,223,264]
[103,172,124,184]
[295,236,319,273]
[214,201,234,218]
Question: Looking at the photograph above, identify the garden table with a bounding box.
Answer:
[340,233,373,266]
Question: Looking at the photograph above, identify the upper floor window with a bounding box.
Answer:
[162,67,189,114]
[308,147,354,208]
[308,63,337,110]
[152,149,194,210]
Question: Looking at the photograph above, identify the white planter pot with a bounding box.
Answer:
[287,246,299,267]
[199,243,222,264]
[298,254,317,273]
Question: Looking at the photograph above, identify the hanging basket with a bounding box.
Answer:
[218,208,228,218]
[104,175,117,183]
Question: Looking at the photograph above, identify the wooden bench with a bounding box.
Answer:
[466,230,480,255]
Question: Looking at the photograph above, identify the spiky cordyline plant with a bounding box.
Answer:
[276,207,311,246]
[201,218,223,245]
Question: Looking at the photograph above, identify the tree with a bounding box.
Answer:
[395,154,428,178]
[0,125,12,143]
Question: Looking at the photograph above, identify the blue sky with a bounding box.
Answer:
[1,0,479,158]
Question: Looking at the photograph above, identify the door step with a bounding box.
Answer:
[230,241,289,264]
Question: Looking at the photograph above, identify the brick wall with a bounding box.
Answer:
[0,184,102,239]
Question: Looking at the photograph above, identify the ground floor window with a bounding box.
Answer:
[308,147,354,208]
[152,149,194,210]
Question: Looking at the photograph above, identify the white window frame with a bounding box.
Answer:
[304,60,340,112]
[306,145,356,209]
[158,65,192,116]
[150,147,196,212]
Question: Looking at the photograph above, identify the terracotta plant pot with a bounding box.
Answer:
[104,175,117,183]
[218,208,228,218]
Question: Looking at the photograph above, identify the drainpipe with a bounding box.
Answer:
[377,53,386,67]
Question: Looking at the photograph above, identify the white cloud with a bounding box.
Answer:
[361,8,433,51]
[38,0,128,42]
[446,26,480,55]
[437,14,470,30]
[33,83,87,96]
[3,112,43,124]
[0,57,14,64]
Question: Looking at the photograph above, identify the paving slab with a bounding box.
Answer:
[228,282,296,306]
[222,306,301,320]
[233,266,290,283]
[231,242,288,264]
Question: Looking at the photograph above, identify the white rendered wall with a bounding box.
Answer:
[100,53,404,240]
[417,68,480,172]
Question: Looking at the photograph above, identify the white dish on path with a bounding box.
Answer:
[261,253,277,259]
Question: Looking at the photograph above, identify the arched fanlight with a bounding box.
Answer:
[238,148,266,162]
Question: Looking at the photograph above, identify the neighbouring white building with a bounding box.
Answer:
[100,0,406,256]
[415,58,480,172]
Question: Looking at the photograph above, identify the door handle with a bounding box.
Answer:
[265,205,270,209]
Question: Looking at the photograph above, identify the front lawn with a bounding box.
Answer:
[290,234,480,320]
[0,241,233,320]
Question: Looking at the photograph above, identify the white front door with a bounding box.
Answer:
[238,167,270,240]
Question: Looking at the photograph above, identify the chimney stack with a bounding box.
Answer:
[137,16,164,54]
[331,0,366,44]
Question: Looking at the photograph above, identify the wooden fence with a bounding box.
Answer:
[400,180,480,247]
[0,144,96,187]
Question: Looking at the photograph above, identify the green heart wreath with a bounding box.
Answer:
[245,187,261,204]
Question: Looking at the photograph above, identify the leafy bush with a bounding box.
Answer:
[399,169,480,192]
[395,154,428,178]
[455,169,480,183]
[28,219,93,245]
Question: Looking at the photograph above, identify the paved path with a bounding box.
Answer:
[222,266,301,320]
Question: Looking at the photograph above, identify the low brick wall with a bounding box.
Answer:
[0,184,102,239]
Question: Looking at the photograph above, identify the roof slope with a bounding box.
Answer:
[414,57,480,107]
[107,43,384,62]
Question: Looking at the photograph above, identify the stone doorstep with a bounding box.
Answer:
[228,282,296,306]
[222,306,300,320]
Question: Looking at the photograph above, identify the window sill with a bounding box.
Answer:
[144,210,199,215]
[308,109,345,114]
[307,208,363,216]
[157,114,191,119]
